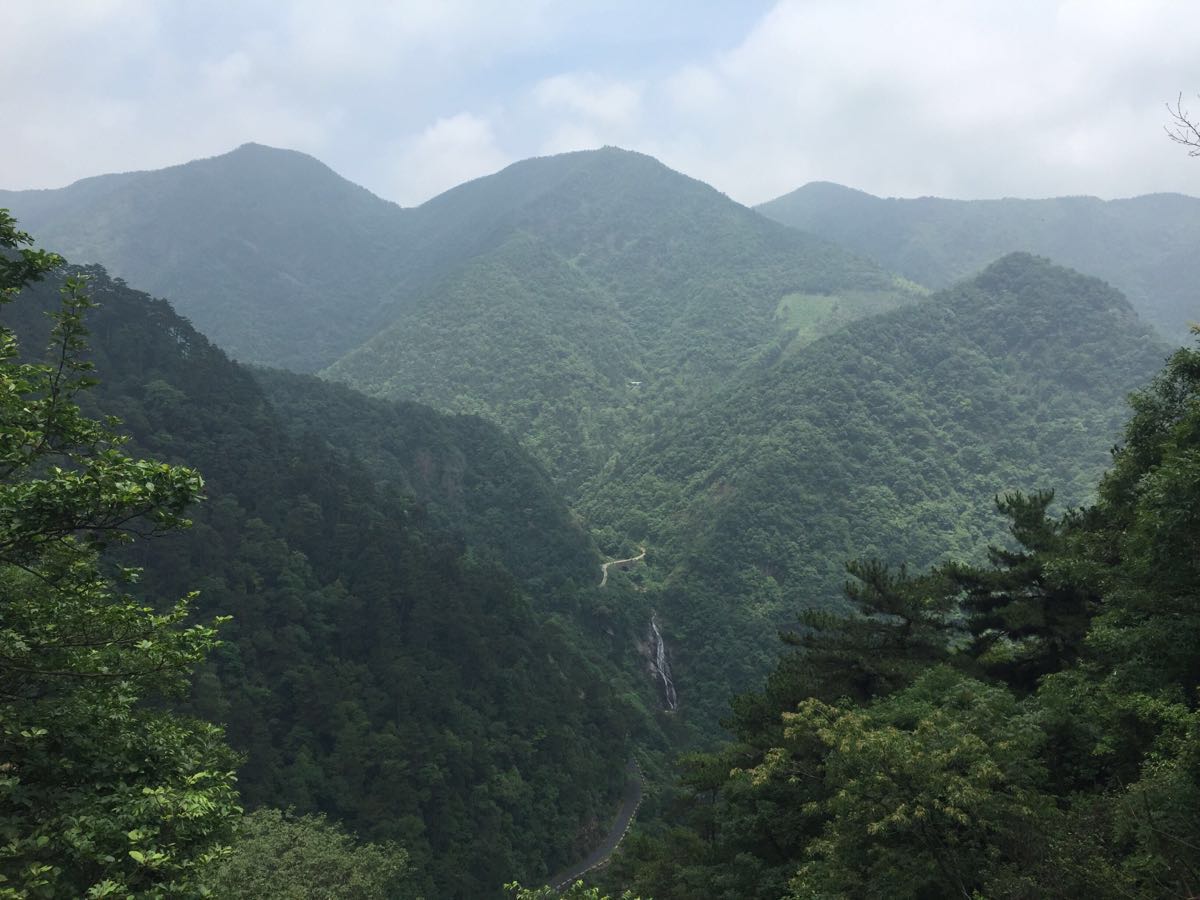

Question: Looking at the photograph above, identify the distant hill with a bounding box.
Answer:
[0,146,920,375]
[757,181,1200,342]
[323,147,923,490]
[0,144,413,370]
[1,145,921,491]
[580,254,1169,729]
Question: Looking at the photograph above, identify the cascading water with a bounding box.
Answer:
[649,612,678,711]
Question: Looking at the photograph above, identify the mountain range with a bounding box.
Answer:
[2,144,922,491]
[1,143,1186,895]
[757,180,1200,342]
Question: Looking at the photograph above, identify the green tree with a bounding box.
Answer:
[0,211,239,898]
[778,667,1055,900]
[947,490,1099,692]
[207,808,416,899]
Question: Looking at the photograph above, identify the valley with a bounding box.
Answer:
[2,142,1196,899]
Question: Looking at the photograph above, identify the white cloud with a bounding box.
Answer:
[534,74,642,126]
[637,0,1200,202]
[388,113,511,205]
[2,0,1199,206]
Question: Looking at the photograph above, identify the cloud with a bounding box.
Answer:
[2,0,1198,206]
[534,74,642,127]
[388,113,511,206]
[529,73,643,156]
[637,0,1200,202]
[0,0,553,192]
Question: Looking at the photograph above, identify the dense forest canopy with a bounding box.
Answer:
[579,252,1167,733]
[602,330,1200,900]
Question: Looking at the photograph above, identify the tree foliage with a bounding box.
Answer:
[584,253,1165,736]
[0,212,239,898]
[206,808,417,899]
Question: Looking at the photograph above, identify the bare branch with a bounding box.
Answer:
[1165,92,1200,156]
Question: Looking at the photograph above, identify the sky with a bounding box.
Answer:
[3,0,1200,207]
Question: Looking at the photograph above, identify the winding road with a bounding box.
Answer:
[547,759,644,891]
[541,548,650,891]
[598,547,646,587]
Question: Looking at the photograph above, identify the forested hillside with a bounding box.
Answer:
[254,367,597,596]
[581,254,1168,731]
[0,146,922,492]
[3,143,1190,899]
[0,146,921,387]
[602,331,1200,900]
[757,182,1200,342]
[323,147,922,491]
[0,144,412,370]
[4,264,660,899]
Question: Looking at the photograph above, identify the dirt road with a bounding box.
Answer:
[598,547,646,587]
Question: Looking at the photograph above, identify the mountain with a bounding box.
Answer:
[1,145,923,491]
[322,147,924,491]
[579,254,1169,729]
[0,143,411,370]
[253,367,597,595]
[757,181,1200,342]
[5,263,661,898]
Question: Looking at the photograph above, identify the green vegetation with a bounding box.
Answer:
[758,181,1200,342]
[5,143,1195,899]
[253,366,599,598]
[774,282,922,351]
[0,213,239,898]
[207,809,417,899]
[0,144,408,370]
[3,252,661,899]
[580,253,1166,734]
[506,881,644,899]
[1,145,923,493]
[324,148,921,492]
[611,331,1200,899]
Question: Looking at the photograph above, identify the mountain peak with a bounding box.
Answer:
[192,141,357,184]
[798,180,878,199]
[418,143,711,215]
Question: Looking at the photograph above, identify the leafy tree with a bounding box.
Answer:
[778,667,1054,899]
[0,212,239,898]
[623,333,1200,900]
[505,880,645,899]
[1086,330,1200,697]
[206,809,416,899]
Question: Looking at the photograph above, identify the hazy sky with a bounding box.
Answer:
[4,0,1200,206]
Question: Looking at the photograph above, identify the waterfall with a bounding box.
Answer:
[649,613,678,711]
